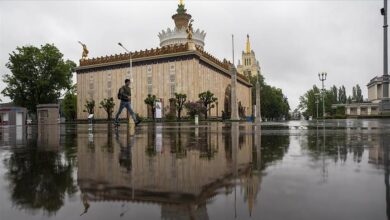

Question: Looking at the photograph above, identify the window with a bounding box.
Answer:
[89,92,94,100]
[170,74,175,83]
[1,113,9,122]
[89,75,94,90]
[107,73,112,88]
[170,84,176,98]
[169,63,176,98]
[39,110,48,118]
[147,65,153,94]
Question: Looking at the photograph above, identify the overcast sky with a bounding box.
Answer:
[0,0,385,110]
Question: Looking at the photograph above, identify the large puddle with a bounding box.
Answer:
[0,120,389,220]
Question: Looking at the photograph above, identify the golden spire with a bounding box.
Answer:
[179,0,184,5]
[246,34,251,53]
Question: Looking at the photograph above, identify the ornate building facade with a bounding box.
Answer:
[237,35,261,77]
[75,2,252,120]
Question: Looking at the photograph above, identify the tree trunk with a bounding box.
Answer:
[204,104,208,119]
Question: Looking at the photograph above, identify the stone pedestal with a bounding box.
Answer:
[229,65,239,120]
[37,104,59,125]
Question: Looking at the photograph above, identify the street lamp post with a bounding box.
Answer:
[315,93,320,120]
[318,72,327,119]
[382,0,389,99]
[118,42,133,125]
[118,42,132,81]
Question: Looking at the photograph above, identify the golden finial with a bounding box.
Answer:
[179,0,184,5]
[246,34,251,54]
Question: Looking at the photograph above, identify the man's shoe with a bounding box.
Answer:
[135,120,141,126]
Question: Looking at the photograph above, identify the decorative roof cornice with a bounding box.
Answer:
[77,43,251,86]
[79,44,188,67]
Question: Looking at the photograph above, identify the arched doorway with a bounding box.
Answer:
[223,84,231,119]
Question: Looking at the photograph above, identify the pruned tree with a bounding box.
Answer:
[174,93,187,120]
[144,94,157,119]
[198,90,218,119]
[84,100,95,115]
[99,97,115,120]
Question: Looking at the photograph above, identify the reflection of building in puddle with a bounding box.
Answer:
[77,124,259,218]
[37,125,60,151]
[368,135,390,219]
[0,126,27,146]
[161,204,209,220]
[368,135,390,168]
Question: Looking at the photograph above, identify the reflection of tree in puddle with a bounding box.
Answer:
[147,125,219,160]
[260,135,289,169]
[305,131,369,164]
[100,124,114,153]
[3,134,77,215]
[168,126,187,159]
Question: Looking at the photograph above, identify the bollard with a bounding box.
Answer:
[195,115,199,125]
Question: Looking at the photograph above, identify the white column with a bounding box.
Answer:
[230,65,239,120]
[368,107,372,115]
[255,79,261,124]
[357,107,361,115]
[346,107,351,115]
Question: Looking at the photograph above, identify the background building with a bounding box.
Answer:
[0,103,27,126]
[75,2,252,120]
[334,76,383,117]
[368,76,388,103]
[237,35,261,77]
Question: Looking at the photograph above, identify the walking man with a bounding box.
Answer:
[114,79,141,126]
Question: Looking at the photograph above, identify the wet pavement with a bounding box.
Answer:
[0,119,389,220]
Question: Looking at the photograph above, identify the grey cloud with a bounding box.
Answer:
[0,0,384,110]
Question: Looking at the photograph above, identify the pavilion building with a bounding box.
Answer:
[75,2,252,120]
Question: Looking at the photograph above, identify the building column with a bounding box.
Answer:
[357,107,361,115]
[230,65,239,120]
[255,78,261,124]
[346,107,351,115]
[368,107,372,115]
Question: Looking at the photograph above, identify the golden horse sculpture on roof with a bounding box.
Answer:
[186,19,194,40]
[78,41,89,60]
